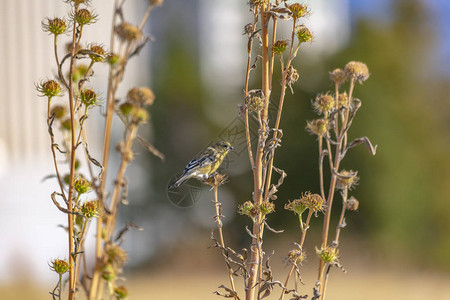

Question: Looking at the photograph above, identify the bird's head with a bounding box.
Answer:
[216,141,233,154]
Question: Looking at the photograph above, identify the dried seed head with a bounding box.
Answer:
[107,53,121,65]
[238,201,255,218]
[316,246,339,263]
[50,259,70,275]
[114,286,129,299]
[149,0,164,6]
[329,68,346,86]
[345,196,359,211]
[296,25,313,43]
[336,170,359,190]
[313,92,335,114]
[101,263,116,281]
[116,22,142,42]
[249,0,267,9]
[285,199,306,215]
[243,23,253,35]
[337,92,349,108]
[302,192,324,212]
[37,79,62,98]
[272,40,289,56]
[107,244,128,267]
[245,90,265,112]
[260,201,275,216]
[74,176,91,194]
[81,199,103,219]
[288,249,306,265]
[89,44,107,62]
[204,173,228,187]
[74,8,97,25]
[285,65,299,88]
[70,64,91,82]
[119,103,135,118]
[130,107,150,124]
[80,88,99,106]
[71,0,89,4]
[306,119,328,136]
[344,61,369,84]
[288,3,310,19]
[127,87,155,106]
[42,18,67,36]
[61,118,71,131]
[51,105,67,119]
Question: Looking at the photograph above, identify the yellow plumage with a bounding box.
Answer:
[168,141,233,189]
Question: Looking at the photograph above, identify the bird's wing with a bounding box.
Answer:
[182,147,218,174]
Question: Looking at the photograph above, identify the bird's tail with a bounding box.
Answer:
[168,173,189,189]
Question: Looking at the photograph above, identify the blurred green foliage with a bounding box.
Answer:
[145,0,450,269]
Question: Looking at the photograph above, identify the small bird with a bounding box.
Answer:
[168,141,233,189]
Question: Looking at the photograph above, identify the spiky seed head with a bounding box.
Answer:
[313,92,335,114]
[337,92,350,109]
[50,259,70,274]
[344,61,370,84]
[272,40,289,56]
[107,53,121,65]
[89,44,106,62]
[306,119,328,136]
[329,68,346,86]
[238,201,255,218]
[81,199,103,219]
[316,246,339,263]
[260,201,275,216]
[37,80,62,98]
[101,263,116,281]
[80,88,98,106]
[336,170,359,190]
[289,3,310,19]
[119,103,134,117]
[74,8,97,25]
[74,176,91,194]
[245,90,265,112]
[116,22,142,42]
[61,118,71,131]
[114,286,129,299]
[243,23,253,35]
[42,18,67,35]
[50,105,67,119]
[296,25,313,43]
[285,199,306,216]
[288,249,306,265]
[130,107,149,124]
[345,196,359,211]
[204,173,228,187]
[70,64,91,82]
[127,87,155,106]
[107,244,128,267]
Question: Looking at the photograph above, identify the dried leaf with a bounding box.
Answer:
[114,222,143,243]
[342,136,377,157]
[137,136,165,161]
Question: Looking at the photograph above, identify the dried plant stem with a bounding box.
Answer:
[318,79,356,296]
[334,188,348,245]
[269,17,277,88]
[47,100,67,199]
[246,4,270,299]
[213,186,238,299]
[90,1,120,297]
[279,210,312,300]
[264,19,296,199]
[318,138,325,200]
[73,220,89,289]
[67,6,81,297]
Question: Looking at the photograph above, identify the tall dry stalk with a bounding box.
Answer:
[39,1,163,299]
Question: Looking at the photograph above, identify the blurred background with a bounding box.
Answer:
[1,0,449,299]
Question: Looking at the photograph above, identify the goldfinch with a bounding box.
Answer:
[168,141,233,189]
